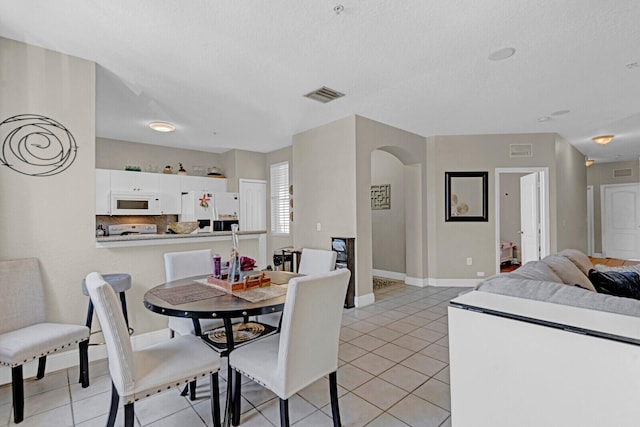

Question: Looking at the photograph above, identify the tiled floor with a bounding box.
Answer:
[0,283,469,426]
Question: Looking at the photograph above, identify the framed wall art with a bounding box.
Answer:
[445,171,488,222]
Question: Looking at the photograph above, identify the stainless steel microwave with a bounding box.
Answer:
[110,192,162,215]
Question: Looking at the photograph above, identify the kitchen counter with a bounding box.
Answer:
[96,230,267,249]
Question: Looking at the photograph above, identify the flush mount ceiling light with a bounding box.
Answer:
[592,134,614,145]
[585,158,594,167]
[537,116,552,122]
[488,47,516,61]
[149,121,176,132]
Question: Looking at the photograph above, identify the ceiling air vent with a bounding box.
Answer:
[304,86,345,103]
[509,144,533,158]
[613,168,633,178]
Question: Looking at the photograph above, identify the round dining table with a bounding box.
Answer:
[143,270,298,427]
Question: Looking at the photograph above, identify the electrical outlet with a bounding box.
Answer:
[316,222,321,231]
[477,272,485,277]
[466,257,472,265]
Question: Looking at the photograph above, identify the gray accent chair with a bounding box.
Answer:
[0,258,90,424]
[85,272,221,427]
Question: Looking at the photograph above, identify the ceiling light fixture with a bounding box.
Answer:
[488,47,516,61]
[149,121,176,133]
[537,116,551,122]
[592,135,614,145]
[585,159,594,167]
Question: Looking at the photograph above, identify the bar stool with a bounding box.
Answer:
[81,273,131,384]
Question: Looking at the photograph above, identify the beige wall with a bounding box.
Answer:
[265,146,293,262]
[371,150,406,274]
[221,149,266,192]
[555,136,588,252]
[96,137,222,173]
[427,133,560,279]
[587,159,640,253]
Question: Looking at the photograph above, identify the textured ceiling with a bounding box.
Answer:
[1,1,639,163]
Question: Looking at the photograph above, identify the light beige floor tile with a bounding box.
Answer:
[257,394,316,426]
[23,386,71,418]
[400,315,432,327]
[413,378,451,411]
[70,373,111,402]
[378,365,429,393]
[419,344,449,363]
[322,392,382,427]
[400,354,447,377]
[231,407,274,427]
[407,327,445,343]
[339,342,369,363]
[394,305,422,315]
[349,353,395,376]
[352,377,408,411]
[391,335,430,352]
[365,326,404,342]
[72,390,112,424]
[372,343,415,364]
[347,321,379,334]
[440,416,452,426]
[133,388,190,425]
[379,310,409,321]
[1,401,12,425]
[349,335,386,352]
[340,326,363,342]
[385,321,419,334]
[433,366,450,384]
[146,406,207,426]
[350,310,376,320]
[341,315,359,326]
[435,335,449,348]
[366,412,410,427]
[426,306,448,316]
[239,379,278,409]
[293,409,333,426]
[425,321,449,334]
[17,404,74,427]
[193,394,250,427]
[75,409,131,427]
[22,370,69,399]
[336,365,374,391]
[363,314,397,326]
[388,394,449,427]
[296,377,347,409]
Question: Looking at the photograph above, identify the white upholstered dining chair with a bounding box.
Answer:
[297,248,337,275]
[0,258,90,424]
[229,269,350,427]
[85,272,221,427]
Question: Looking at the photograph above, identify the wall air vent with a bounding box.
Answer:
[304,86,345,103]
[509,144,533,158]
[613,168,633,178]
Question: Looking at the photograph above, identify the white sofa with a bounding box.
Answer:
[448,250,640,427]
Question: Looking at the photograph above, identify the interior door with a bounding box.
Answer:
[239,179,267,231]
[520,172,540,264]
[602,183,640,260]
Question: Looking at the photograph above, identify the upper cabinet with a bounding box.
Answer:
[96,169,228,216]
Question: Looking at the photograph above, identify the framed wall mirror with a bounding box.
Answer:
[445,171,489,222]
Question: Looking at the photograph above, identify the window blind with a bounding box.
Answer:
[270,161,290,235]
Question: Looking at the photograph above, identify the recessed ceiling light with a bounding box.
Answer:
[592,135,614,145]
[488,47,516,61]
[537,116,552,122]
[149,121,176,132]
[550,110,570,116]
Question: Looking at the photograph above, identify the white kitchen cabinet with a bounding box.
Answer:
[110,170,160,192]
[157,174,181,214]
[96,169,111,214]
[180,175,227,193]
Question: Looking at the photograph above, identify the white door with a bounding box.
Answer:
[602,183,640,260]
[239,179,266,231]
[520,172,540,264]
[586,186,594,256]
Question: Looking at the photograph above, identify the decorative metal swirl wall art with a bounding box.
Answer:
[0,114,78,176]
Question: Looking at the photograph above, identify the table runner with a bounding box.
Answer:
[194,278,288,302]
[150,282,226,305]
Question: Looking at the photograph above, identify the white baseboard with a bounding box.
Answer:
[405,276,428,287]
[428,278,482,287]
[371,269,406,281]
[0,328,171,386]
[591,252,603,258]
[355,292,375,308]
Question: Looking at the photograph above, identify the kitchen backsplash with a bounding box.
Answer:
[96,215,179,235]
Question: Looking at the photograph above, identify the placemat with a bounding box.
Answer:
[150,283,226,305]
[207,322,265,344]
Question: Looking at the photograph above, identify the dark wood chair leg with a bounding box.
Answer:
[329,371,341,427]
[79,339,89,388]
[11,366,24,424]
[36,356,46,379]
[189,380,197,401]
[124,402,134,427]
[210,373,221,427]
[232,369,242,425]
[107,382,119,427]
[279,398,290,427]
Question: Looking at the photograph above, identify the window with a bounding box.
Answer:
[270,161,290,235]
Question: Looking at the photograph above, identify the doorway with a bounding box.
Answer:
[601,183,640,260]
[495,168,550,274]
